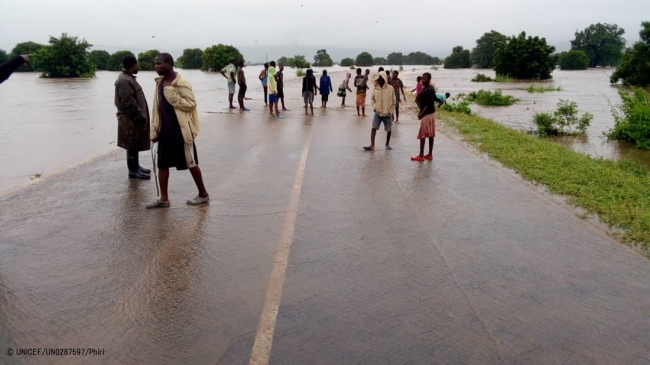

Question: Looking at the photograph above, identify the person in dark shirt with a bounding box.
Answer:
[319,70,333,108]
[412,72,441,162]
[0,54,30,84]
[302,69,319,115]
[354,68,369,117]
[277,64,288,111]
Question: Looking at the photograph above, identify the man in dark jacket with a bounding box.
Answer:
[0,54,30,84]
[115,55,151,179]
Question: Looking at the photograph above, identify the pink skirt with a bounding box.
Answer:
[417,113,436,139]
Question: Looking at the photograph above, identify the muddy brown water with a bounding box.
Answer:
[0,66,645,195]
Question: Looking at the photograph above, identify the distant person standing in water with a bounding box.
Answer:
[259,63,269,105]
[236,60,250,111]
[276,64,288,111]
[0,54,30,84]
[337,72,353,106]
[114,54,151,180]
[354,68,369,117]
[267,61,283,118]
[147,53,209,208]
[220,58,237,109]
[390,70,407,122]
[302,69,319,115]
[411,72,441,162]
[319,70,333,108]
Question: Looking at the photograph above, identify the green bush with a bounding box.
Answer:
[493,31,556,80]
[32,33,96,78]
[444,46,471,69]
[534,99,593,136]
[466,89,518,106]
[524,84,562,93]
[559,50,590,70]
[610,21,650,86]
[442,101,472,114]
[340,58,355,67]
[494,75,515,82]
[355,52,373,66]
[607,88,650,149]
[202,44,243,71]
[471,73,494,82]
[88,50,110,70]
[137,49,159,71]
[296,68,306,77]
[106,50,134,71]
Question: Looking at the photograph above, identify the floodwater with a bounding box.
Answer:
[0,66,645,195]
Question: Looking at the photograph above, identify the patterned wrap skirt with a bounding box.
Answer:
[417,113,436,139]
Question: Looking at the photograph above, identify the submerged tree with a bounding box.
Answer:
[10,41,45,72]
[444,46,471,69]
[471,30,507,68]
[137,49,160,71]
[33,33,96,78]
[610,21,650,86]
[571,23,626,67]
[178,48,204,69]
[202,44,243,71]
[387,52,403,65]
[355,52,373,66]
[107,50,134,71]
[558,50,589,70]
[373,57,388,65]
[89,50,110,70]
[493,32,556,79]
[313,49,333,67]
[340,57,355,67]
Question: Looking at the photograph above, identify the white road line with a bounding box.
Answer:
[248,125,314,365]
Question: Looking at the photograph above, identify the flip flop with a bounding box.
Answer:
[386,145,393,150]
[363,146,375,151]
[411,155,425,162]
[278,115,285,119]
[187,195,210,206]
[425,154,433,160]
[146,199,170,209]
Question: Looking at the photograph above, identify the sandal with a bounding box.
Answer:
[424,154,433,160]
[187,195,210,206]
[146,199,170,209]
[411,155,425,162]
[386,145,393,150]
[363,146,375,151]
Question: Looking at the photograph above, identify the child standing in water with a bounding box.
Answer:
[337,73,352,107]
[302,69,319,115]
[412,72,441,162]
[320,70,333,108]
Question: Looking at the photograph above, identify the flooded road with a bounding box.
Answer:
[0,66,645,195]
[1,71,649,364]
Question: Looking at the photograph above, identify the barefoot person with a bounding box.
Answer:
[302,68,319,115]
[277,64,288,111]
[364,72,395,151]
[337,72,352,106]
[259,63,269,106]
[267,61,283,118]
[319,70,333,108]
[354,68,369,117]
[220,58,237,109]
[236,60,250,111]
[411,72,442,162]
[114,54,151,180]
[148,53,209,208]
[390,70,407,122]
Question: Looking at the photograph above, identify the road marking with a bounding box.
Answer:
[248,125,314,365]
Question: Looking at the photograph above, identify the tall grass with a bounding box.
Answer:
[296,68,306,77]
[471,73,494,82]
[466,89,518,106]
[523,84,562,93]
[607,88,650,150]
[494,75,516,83]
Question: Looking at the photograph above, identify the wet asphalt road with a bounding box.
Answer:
[1,78,650,365]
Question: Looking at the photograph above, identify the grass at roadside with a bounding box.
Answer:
[437,109,650,255]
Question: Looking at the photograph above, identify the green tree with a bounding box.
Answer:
[558,50,589,70]
[387,52,403,65]
[340,57,355,67]
[32,33,95,78]
[373,57,388,65]
[0,49,7,64]
[137,49,160,71]
[313,49,333,67]
[202,44,243,71]
[292,55,311,68]
[403,51,436,65]
[611,21,650,86]
[355,52,373,66]
[89,50,110,70]
[277,56,289,66]
[178,48,204,69]
[493,32,556,79]
[432,57,442,65]
[471,30,507,68]
[107,50,134,71]
[571,23,626,67]
[10,41,45,72]
[444,46,471,69]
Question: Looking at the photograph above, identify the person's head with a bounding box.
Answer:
[385,70,390,77]
[392,70,399,78]
[269,60,276,67]
[238,60,245,68]
[445,92,451,98]
[416,76,422,82]
[122,55,138,74]
[378,67,384,72]
[229,58,235,65]
[365,69,370,75]
[306,69,313,77]
[279,64,284,71]
[323,70,327,75]
[356,68,362,75]
[377,74,386,87]
[422,72,432,86]
[154,53,174,76]
[264,63,269,69]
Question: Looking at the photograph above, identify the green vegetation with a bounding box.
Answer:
[202,44,243,71]
[0,49,8,63]
[523,84,562,93]
[177,48,204,69]
[355,52,373,67]
[10,41,45,72]
[88,50,110,70]
[137,49,159,71]
[571,23,626,67]
[444,46,471,69]
[278,55,310,68]
[386,51,441,65]
[373,57,388,65]
[494,75,515,83]
[340,58,354,67]
[32,34,95,78]
[466,89,518,106]
[533,99,593,136]
[557,50,590,70]
[313,49,333,67]
[442,100,472,114]
[106,50,134,71]
[471,30,507,68]
[611,21,650,86]
[438,110,650,253]
[493,31,556,80]
[471,73,494,82]
[349,65,356,70]
[607,88,650,149]
[296,68,306,77]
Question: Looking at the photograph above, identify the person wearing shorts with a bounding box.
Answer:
[236,60,249,111]
[220,58,237,109]
[319,69,333,108]
[302,69,319,115]
[267,61,283,118]
[364,72,396,151]
[354,68,369,117]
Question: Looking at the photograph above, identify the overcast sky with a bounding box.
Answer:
[1,0,648,62]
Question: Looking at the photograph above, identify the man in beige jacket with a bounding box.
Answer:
[147,53,209,209]
[363,72,396,151]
